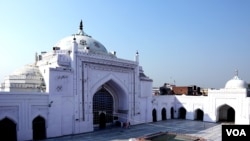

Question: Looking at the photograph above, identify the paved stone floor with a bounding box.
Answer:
[43,119,223,141]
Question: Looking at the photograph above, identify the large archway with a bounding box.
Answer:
[152,109,157,122]
[161,108,167,120]
[33,116,46,140]
[217,104,235,123]
[178,107,186,119]
[0,118,17,141]
[91,77,128,129]
[195,109,204,121]
[93,87,113,129]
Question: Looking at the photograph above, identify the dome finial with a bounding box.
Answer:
[233,69,240,80]
[235,69,238,77]
[79,20,83,30]
[76,20,90,37]
[77,20,85,35]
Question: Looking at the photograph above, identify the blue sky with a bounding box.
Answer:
[0,0,249,89]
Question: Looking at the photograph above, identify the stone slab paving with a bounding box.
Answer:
[43,119,222,141]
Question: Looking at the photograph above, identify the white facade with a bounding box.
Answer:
[0,21,249,141]
[151,74,250,124]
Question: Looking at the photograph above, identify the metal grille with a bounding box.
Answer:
[93,88,113,125]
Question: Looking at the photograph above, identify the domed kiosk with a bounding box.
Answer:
[225,70,248,89]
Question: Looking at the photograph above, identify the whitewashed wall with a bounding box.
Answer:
[0,92,48,141]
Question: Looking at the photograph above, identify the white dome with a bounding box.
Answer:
[225,75,248,89]
[1,63,46,92]
[54,21,108,55]
[11,64,42,77]
[55,34,108,54]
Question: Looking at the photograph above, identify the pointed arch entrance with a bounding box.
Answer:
[195,109,204,121]
[92,78,128,130]
[161,108,167,120]
[152,109,157,122]
[33,116,46,140]
[170,107,174,119]
[217,104,235,122]
[178,107,186,119]
[0,118,17,141]
[93,87,113,129]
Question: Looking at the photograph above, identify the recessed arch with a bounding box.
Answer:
[217,104,235,123]
[32,116,46,140]
[0,115,17,125]
[90,73,127,96]
[178,107,186,119]
[194,109,204,121]
[89,73,130,130]
[31,113,47,123]
[0,117,17,141]
[152,109,157,122]
[170,107,174,119]
[90,74,128,111]
[161,108,167,120]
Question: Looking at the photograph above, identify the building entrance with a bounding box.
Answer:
[179,107,186,119]
[195,109,204,121]
[161,108,167,120]
[33,116,46,140]
[93,88,114,129]
[99,112,106,129]
[218,104,235,122]
[170,107,174,119]
[152,109,157,122]
[0,118,17,141]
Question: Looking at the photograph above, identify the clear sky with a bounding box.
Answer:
[0,0,249,89]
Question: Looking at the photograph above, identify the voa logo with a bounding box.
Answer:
[226,129,246,136]
[222,125,249,141]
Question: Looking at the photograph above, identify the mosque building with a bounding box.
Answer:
[0,21,249,141]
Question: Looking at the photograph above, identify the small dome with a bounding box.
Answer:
[225,73,248,89]
[54,20,108,55]
[11,64,42,77]
[1,63,46,92]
